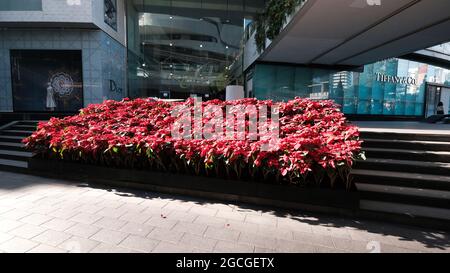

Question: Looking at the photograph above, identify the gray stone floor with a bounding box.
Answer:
[0,171,449,253]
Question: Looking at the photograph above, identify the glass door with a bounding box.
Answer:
[440,86,450,115]
[425,83,450,117]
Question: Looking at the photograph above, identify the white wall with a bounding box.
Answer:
[0,0,93,23]
[0,29,127,112]
[91,0,126,46]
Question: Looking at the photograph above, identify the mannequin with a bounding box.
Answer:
[46,82,56,111]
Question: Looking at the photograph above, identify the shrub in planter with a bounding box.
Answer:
[24,97,364,190]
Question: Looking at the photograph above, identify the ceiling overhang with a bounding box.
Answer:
[259,0,450,67]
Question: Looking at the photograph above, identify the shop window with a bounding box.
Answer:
[11,50,83,112]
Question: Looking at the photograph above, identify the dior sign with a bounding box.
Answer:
[375,73,417,86]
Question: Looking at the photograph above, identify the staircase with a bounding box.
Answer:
[0,121,39,172]
[354,131,450,226]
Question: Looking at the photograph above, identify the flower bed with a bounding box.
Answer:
[24,97,363,190]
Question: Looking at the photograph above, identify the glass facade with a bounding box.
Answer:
[252,59,450,116]
[126,0,266,100]
[0,0,42,11]
[11,50,83,112]
[104,0,118,31]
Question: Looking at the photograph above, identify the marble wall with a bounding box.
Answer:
[0,29,126,112]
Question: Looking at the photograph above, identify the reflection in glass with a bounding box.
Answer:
[11,50,83,112]
[253,59,450,117]
[127,0,266,100]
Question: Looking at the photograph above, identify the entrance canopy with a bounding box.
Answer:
[259,0,450,67]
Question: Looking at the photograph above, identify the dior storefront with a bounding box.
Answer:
[0,0,127,113]
[10,50,84,112]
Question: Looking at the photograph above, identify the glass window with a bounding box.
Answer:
[104,0,118,31]
[126,0,266,100]
[252,59,450,117]
[11,50,83,112]
[0,0,42,11]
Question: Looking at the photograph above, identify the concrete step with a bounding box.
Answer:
[10,124,37,131]
[355,158,450,176]
[360,200,450,221]
[364,147,450,163]
[0,135,25,143]
[352,169,450,191]
[362,138,450,151]
[360,131,450,142]
[0,142,25,151]
[357,183,450,200]
[0,149,33,161]
[0,130,35,137]
[360,189,450,210]
[0,158,28,169]
[15,120,42,126]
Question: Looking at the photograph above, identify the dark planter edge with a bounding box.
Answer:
[28,158,360,217]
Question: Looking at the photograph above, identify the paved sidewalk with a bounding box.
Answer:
[0,171,449,253]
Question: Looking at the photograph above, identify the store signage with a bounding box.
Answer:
[375,73,417,85]
[109,80,122,94]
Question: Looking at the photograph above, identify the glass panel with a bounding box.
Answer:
[11,50,83,112]
[441,87,450,115]
[104,0,118,31]
[253,59,450,117]
[127,0,266,99]
[425,85,438,118]
[0,0,42,11]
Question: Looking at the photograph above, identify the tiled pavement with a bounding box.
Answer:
[0,171,449,253]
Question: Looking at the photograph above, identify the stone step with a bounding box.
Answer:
[355,158,450,176]
[360,189,450,210]
[362,138,450,151]
[360,131,450,142]
[15,120,42,125]
[352,169,450,191]
[364,147,450,163]
[0,135,25,143]
[357,183,450,200]
[0,142,25,152]
[0,158,28,169]
[10,124,37,131]
[0,149,33,161]
[0,130,35,137]
[360,200,450,221]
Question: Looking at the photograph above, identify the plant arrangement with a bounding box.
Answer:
[24,97,363,190]
[253,0,307,53]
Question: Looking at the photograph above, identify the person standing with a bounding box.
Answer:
[46,82,56,111]
[436,101,445,115]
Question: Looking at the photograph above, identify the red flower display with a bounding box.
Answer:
[24,97,364,189]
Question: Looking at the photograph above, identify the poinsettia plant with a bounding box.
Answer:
[23,97,364,190]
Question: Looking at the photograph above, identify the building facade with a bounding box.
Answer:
[250,58,450,117]
[125,0,266,100]
[0,0,449,118]
[0,0,127,112]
